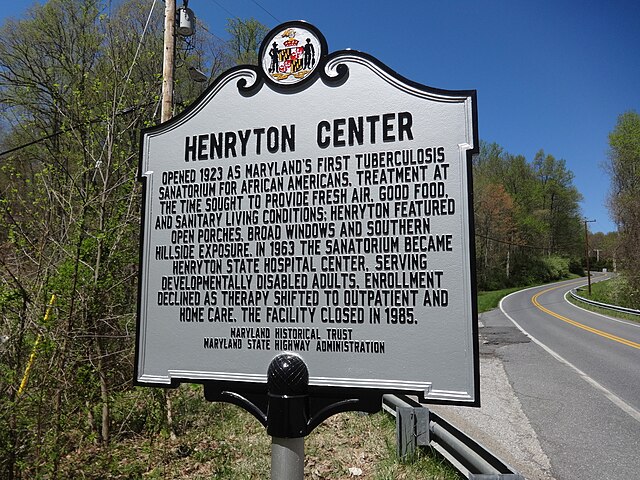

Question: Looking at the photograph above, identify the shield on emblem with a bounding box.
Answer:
[278,46,303,75]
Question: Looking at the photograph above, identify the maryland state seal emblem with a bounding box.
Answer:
[261,23,323,86]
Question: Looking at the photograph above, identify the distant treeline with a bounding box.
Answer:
[473,142,585,290]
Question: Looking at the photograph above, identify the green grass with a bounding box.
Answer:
[56,388,461,479]
[477,287,524,313]
[578,275,632,306]
[570,275,640,323]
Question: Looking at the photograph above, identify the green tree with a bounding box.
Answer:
[589,231,618,271]
[606,110,640,305]
[474,180,517,289]
[0,2,270,476]
[0,0,163,476]
[474,142,584,289]
[225,17,269,65]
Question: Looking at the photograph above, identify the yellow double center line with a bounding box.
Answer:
[531,283,640,350]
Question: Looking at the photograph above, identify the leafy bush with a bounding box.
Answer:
[568,258,585,276]
[542,255,571,281]
[510,254,572,286]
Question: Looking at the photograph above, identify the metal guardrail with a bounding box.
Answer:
[383,394,525,479]
[569,289,640,316]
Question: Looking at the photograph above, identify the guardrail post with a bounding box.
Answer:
[384,395,430,459]
[383,394,525,479]
[396,406,430,458]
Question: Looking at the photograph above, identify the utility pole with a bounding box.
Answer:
[161,0,176,122]
[584,219,596,295]
[161,0,177,442]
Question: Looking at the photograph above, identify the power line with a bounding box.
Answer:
[205,0,279,26]
[207,0,239,20]
[0,130,72,158]
[250,0,280,23]
[475,232,583,251]
[196,17,227,43]
[475,233,547,251]
[0,103,156,159]
[118,0,159,111]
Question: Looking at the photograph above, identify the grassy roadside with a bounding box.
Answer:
[57,389,460,479]
[477,287,524,313]
[568,275,640,323]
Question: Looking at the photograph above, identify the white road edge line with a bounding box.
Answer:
[499,286,640,424]
[564,285,640,329]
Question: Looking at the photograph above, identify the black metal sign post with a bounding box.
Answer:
[204,353,382,478]
[267,354,307,479]
[136,20,479,478]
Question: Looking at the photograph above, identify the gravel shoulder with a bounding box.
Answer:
[429,310,555,480]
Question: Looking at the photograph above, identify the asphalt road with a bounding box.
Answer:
[495,276,640,479]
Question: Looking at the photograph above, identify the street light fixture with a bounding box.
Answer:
[188,66,208,83]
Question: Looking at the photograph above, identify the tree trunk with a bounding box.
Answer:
[166,391,177,441]
[98,351,110,445]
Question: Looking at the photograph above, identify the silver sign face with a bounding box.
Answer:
[137,23,478,404]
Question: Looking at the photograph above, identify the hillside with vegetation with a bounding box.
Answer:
[473,142,585,291]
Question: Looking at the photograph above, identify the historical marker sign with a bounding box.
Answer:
[135,21,479,404]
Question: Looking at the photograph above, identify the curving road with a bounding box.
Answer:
[494,275,640,479]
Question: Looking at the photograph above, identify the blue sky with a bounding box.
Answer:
[5,1,640,233]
